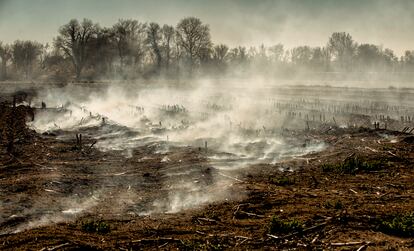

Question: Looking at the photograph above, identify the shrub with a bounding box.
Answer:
[269,176,295,186]
[81,220,110,234]
[379,213,414,237]
[321,156,384,174]
[269,216,303,234]
[324,200,343,210]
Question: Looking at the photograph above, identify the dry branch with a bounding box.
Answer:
[89,140,97,149]
[131,238,180,244]
[267,217,332,240]
[387,151,397,157]
[356,242,371,251]
[217,172,244,182]
[197,217,218,223]
[330,241,366,246]
[39,242,70,251]
[237,210,265,218]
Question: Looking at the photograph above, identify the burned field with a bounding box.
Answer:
[0,83,414,250]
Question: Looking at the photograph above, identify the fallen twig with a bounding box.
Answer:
[217,172,244,182]
[364,146,378,152]
[349,188,358,194]
[311,234,319,244]
[356,242,371,251]
[233,203,247,219]
[237,211,265,218]
[296,219,331,235]
[44,189,60,194]
[32,162,53,169]
[331,241,365,246]
[267,218,332,240]
[235,236,250,246]
[158,242,169,248]
[235,235,250,239]
[39,242,70,251]
[267,234,279,239]
[89,140,97,149]
[9,154,24,165]
[131,238,180,243]
[387,151,397,157]
[197,217,218,223]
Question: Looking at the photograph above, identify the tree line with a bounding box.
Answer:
[0,16,414,81]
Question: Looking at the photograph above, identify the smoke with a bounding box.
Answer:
[1,191,101,234]
[14,73,414,234]
[1,0,414,238]
[29,78,325,155]
[0,78,335,234]
[0,11,406,251]
[148,177,235,214]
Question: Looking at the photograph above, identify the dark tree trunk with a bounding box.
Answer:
[1,61,6,80]
[74,62,82,81]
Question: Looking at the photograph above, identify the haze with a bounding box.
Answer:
[1,0,414,56]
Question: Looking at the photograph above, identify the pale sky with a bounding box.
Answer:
[0,0,413,56]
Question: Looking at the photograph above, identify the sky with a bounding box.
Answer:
[0,0,413,56]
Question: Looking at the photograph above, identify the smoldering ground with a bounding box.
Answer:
[3,77,414,234]
[1,79,331,234]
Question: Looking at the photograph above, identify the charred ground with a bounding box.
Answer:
[0,83,413,250]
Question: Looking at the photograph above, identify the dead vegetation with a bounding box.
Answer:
[0,85,413,250]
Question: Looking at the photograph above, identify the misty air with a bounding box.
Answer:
[0,0,414,250]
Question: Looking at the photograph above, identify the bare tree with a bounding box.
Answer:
[161,25,175,69]
[1,17,409,80]
[176,17,212,73]
[228,46,247,66]
[146,22,162,71]
[112,19,139,73]
[309,47,331,71]
[0,42,12,80]
[290,46,312,67]
[402,50,414,71]
[11,40,42,79]
[211,44,228,73]
[269,44,284,63]
[327,32,357,71]
[382,48,398,71]
[213,44,229,63]
[84,27,117,78]
[38,43,50,70]
[54,19,98,80]
[355,44,382,71]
